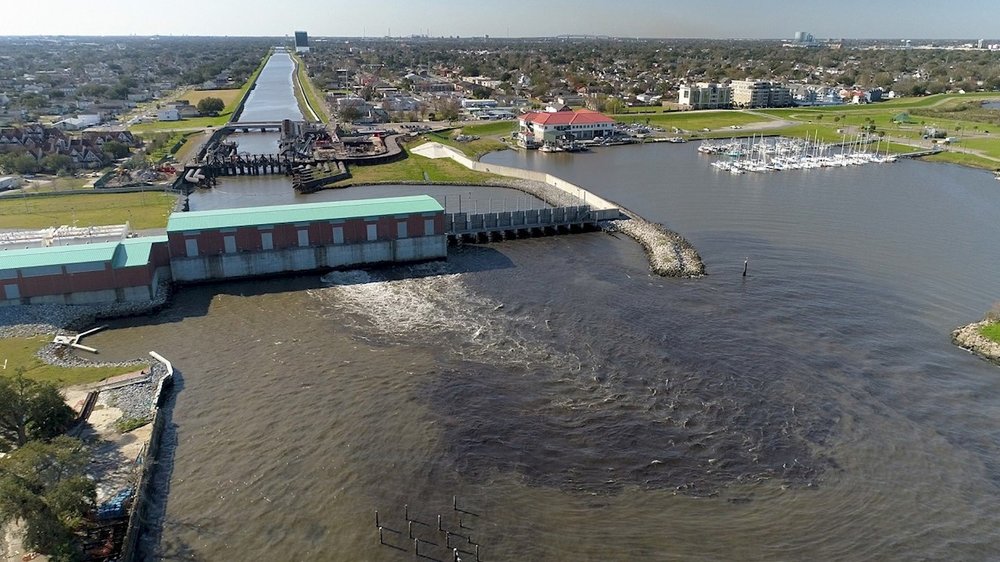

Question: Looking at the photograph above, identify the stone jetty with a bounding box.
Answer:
[952,321,1000,367]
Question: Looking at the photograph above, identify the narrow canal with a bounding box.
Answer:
[83,51,1000,560]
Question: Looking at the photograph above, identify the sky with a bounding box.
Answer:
[2,0,998,39]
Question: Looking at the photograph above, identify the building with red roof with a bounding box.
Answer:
[517,109,615,149]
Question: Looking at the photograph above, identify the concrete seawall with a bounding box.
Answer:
[411,142,705,277]
[119,351,174,562]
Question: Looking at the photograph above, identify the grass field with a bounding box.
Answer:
[339,147,502,185]
[290,52,329,123]
[460,121,517,137]
[0,336,136,387]
[0,191,177,229]
[616,110,773,130]
[981,323,1000,344]
[424,130,508,159]
[179,88,244,109]
[21,176,95,193]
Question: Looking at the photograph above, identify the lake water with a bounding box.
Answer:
[87,55,1000,560]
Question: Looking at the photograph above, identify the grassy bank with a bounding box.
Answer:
[290,52,329,123]
[616,110,772,130]
[423,130,508,159]
[0,191,177,229]
[981,323,1000,343]
[338,146,501,186]
[0,337,135,386]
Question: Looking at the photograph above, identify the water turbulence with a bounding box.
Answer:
[312,261,838,497]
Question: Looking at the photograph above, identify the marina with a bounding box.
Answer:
[699,134,899,173]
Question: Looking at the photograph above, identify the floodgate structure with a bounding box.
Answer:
[0,195,448,306]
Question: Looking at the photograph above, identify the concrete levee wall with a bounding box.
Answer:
[170,236,447,282]
[414,142,620,211]
[120,351,174,562]
[0,283,158,307]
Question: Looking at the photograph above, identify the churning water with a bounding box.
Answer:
[82,53,1000,560]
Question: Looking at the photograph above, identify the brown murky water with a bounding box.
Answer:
[80,53,1000,560]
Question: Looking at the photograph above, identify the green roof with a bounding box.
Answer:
[166,196,444,233]
[0,236,166,273]
[113,236,167,269]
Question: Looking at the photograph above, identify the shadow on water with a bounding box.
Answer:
[136,368,189,560]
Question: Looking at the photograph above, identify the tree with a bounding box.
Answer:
[102,141,131,160]
[0,436,96,561]
[0,371,76,452]
[40,154,74,175]
[196,96,225,115]
[339,105,362,123]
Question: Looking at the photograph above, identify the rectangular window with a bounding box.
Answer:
[424,219,435,236]
[261,232,273,251]
[366,224,378,241]
[185,238,199,257]
[397,221,408,239]
[3,284,19,300]
[224,235,237,254]
[297,230,309,247]
[332,226,344,244]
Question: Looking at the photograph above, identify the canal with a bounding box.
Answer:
[87,53,1000,560]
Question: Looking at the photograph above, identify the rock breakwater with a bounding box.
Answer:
[952,321,1000,366]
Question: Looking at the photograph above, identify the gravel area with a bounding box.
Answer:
[0,282,170,369]
[106,361,170,420]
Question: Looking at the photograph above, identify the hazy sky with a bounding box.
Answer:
[2,0,998,39]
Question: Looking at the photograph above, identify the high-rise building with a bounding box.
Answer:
[793,31,815,44]
[679,83,732,109]
[731,80,792,109]
[295,31,310,53]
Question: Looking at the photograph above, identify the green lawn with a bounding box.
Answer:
[460,121,517,137]
[948,137,1000,159]
[616,110,773,130]
[423,130,508,159]
[924,151,1000,169]
[339,147,502,186]
[0,192,177,229]
[290,52,329,123]
[22,176,94,193]
[980,323,1000,344]
[0,337,136,387]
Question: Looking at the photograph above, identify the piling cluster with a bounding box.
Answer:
[376,497,483,561]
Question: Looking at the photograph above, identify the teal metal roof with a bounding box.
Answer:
[166,195,443,233]
[112,236,167,269]
[0,241,119,272]
[0,235,166,273]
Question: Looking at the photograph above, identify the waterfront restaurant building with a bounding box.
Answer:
[517,109,615,148]
[166,195,446,282]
